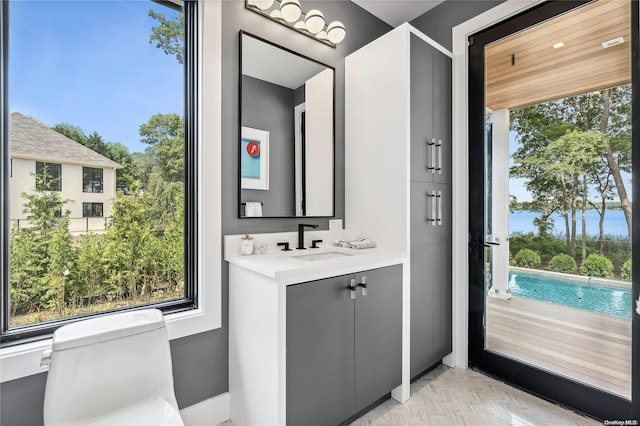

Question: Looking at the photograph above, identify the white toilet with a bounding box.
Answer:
[42,309,184,426]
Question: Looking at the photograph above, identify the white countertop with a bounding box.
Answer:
[225,244,407,285]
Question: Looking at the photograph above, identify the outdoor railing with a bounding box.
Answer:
[10,217,113,234]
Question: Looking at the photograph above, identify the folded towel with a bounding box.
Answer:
[245,202,262,217]
[348,238,376,249]
[331,238,376,249]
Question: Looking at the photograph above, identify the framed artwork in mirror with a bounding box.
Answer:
[241,126,269,190]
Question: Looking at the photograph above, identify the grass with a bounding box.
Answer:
[9,289,183,328]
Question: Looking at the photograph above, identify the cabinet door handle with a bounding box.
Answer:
[437,191,443,226]
[437,139,443,174]
[427,138,436,173]
[348,278,357,299]
[357,276,367,296]
[427,191,437,225]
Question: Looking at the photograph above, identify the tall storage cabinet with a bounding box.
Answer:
[345,24,452,385]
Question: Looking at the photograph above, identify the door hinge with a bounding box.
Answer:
[468,36,475,47]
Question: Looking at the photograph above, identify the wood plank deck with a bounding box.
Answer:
[486,296,631,399]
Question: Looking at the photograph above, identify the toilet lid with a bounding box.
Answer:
[52,309,165,351]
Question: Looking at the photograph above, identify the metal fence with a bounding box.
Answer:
[9,217,113,234]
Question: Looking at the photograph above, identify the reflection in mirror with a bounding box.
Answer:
[239,32,335,218]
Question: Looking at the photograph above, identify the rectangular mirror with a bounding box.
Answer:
[239,32,335,218]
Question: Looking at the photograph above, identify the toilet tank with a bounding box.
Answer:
[43,309,179,426]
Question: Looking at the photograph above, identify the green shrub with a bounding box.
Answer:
[513,249,541,268]
[509,233,566,265]
[621,259,632,281]
[580,254,613,278]
[548,253,577,273]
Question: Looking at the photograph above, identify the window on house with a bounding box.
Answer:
[2,0,198,342]
[82,202,104,218]
[83,167,104,193]
[35,162,62,191]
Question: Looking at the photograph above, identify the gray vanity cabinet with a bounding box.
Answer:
[409,34,453,379]
[286,265,402,426]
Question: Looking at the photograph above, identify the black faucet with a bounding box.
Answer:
[297,224,319,250]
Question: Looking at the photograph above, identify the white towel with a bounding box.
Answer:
[245,202,262,217]
[331,238,376,249]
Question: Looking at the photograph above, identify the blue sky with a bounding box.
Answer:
[9,0,183,154]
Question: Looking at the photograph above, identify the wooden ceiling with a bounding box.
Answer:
[485,0,631,111]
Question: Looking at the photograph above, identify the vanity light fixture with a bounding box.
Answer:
[245,0,346,48]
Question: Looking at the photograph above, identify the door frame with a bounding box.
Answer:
[452,0,639,420]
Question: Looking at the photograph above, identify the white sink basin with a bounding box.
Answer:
[292,251,354,261]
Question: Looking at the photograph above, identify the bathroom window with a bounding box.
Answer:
[1,0,198,342]
[83,167,103,193]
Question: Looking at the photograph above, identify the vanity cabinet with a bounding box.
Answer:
[345,23,452,386]
[286,265,402,426]
[227,248,406,426]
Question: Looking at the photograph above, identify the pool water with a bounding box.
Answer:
[508,272,632,319]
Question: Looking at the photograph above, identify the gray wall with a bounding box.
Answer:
[409,1,505,51]
[241,75,296,216]
[0,3,390,426]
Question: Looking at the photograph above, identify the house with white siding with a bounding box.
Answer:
[9,112,121,234]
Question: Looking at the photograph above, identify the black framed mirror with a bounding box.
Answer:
[239,31,335,218]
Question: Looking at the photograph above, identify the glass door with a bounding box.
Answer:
[468,0,638,421]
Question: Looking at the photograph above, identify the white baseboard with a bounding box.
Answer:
[180,392,230,426]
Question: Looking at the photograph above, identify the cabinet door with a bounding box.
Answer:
[410,182,452,379]
[433,51,452,184]
[286,275,355,426]
[410,34,435,183]
[410,242,452,378]
[354,266,403,413]
[410,181,450,243]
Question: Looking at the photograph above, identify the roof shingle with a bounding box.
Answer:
[10,112,122,169]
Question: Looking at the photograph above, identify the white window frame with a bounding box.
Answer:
[0,0,222,383]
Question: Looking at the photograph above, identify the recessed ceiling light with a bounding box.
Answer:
[552,42,564,49]
[602,37,624,49]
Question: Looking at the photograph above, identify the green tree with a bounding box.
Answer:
[9,225,47,317]
[139,113,184,183]
[10,172,72,319]
[539,131,604,263]
[75,233,107,310]
[103,190,155,301]
[108,142,138,194]
[511,85,632,241]
[148,10,184,64]
[51,122,87,145]
[44,217,75,315]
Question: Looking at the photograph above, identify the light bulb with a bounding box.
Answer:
[327,21,346,44]
[269,9,285,21]
[294,21,308,32]
[249,0,274,10]
[316,30,329,41]
[305,9,325,34]
[280,0,301,23]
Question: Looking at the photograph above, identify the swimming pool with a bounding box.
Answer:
[508,271,632,319]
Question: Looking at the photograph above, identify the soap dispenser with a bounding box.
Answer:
[240,234,254,255]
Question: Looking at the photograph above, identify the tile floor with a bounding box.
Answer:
[348,365,598,425]
[218,364,599,425]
